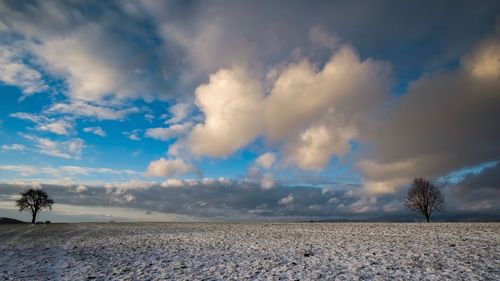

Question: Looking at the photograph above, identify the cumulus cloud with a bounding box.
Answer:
[0,46,47,96]
[266,46,391,169]
[255,152,276,169]
[0,1,172,103]
[83,126,106,137]
[361,36,500,194]
[164,102,192,125]
[188,68,264,156]
[260,173,275,190]
[188,45,390,169]
[146,158,196,177]
[145,123,192,141]
[21,134,84,160]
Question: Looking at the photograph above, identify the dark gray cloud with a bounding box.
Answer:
[2,168,497,221]
[3,0,496,100]
[446,163,500,213]
[356,33,500,194]
[0,181,403,220]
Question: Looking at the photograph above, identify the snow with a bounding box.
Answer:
[0,223,498,280]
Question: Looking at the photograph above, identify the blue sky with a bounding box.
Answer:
[0,0,499,221]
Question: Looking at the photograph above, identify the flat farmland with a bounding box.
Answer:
[0,223,498,280]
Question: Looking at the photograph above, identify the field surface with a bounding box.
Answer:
[0,223,498,280]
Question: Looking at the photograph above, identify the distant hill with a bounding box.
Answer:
[0,217,27,224]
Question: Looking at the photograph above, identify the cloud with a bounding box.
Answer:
[255,152,276,169]
[462,36,500,80]
[36,119,73,135]
[47,101,139,120]
[146,158,196,177]
[83,126,106,137]
[279,194,294,205]
[447,163,500,212]
[0,1,172,103]
[22,134,84,159]
[164,102,192,125]
[0,46,47,96]
[260,173,275,190]
[0,164,139,177]
[188,68,264,156]
[10,112,74,136]
[145,123,192,141]
[9,112,40,123]
[144,113,155,123]
[74,185,88,193]
[105,180,155,190]
[161,177,231,188]
[266,46,390,169]
[361,36,500,194]
[124,129,141,141]
[0,179,397,220]
[1,144,26,153]
[187,45,390,168]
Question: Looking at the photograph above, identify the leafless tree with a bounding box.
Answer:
[405,178,445,222]
[16,188,54,224]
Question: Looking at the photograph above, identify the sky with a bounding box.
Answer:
[0,0,499,222]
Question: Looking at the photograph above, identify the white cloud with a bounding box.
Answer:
[22,134,84,160]
[83,126,106,137]
[266,46,390,169]
[10,112,41,123]
[145,123,192,141]
[75,185,88,193]
[144,113,155,123]
[1,144,26,152]
[36,119,73,135]
[10,112,73,136]
[188,68,264,157]
[186,45,390,169]
[161,177,231,188]
[29,24,156,102]
[165,102,192,124]
[47,101,139,120]
[105,180,155,190]
[278,194,294,205]
[146,158,196,177]
[255,152,276,169]
[124,129,141,141]
[0,164,139,177]
[260,173,274,190]
[0,47,47,96]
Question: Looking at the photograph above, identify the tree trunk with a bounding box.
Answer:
[31,211,37,224]
[425,214,430,223]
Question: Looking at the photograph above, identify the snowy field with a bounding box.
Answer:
[0,223,498,280]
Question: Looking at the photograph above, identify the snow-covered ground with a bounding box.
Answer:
[0,223,498,280]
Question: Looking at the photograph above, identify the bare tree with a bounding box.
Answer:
[405,178,445,222]
[16,189,54,224]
